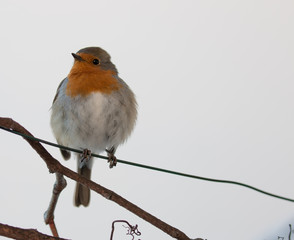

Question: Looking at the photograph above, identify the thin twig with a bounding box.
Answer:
[110,220,141,240]
[49,220,59,238]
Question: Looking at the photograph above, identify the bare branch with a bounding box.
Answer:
[0,223,68,240]
[0,117,201,240]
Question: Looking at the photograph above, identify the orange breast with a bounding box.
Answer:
[66,62,121,97]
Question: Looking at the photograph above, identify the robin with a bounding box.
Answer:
[50,47,137,207]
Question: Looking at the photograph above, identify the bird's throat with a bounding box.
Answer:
[66,66,121,97]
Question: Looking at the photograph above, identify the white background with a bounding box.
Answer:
[0,1,294,240]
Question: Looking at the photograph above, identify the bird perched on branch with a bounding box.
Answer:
[50,47,137,207]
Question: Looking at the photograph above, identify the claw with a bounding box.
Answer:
[106,147,117,168]
[80,149,91,167]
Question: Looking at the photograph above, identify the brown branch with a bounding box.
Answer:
[0,223,68,240]
[44,172,67,237]
[0,117,201,240]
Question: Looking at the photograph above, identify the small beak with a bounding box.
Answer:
[71,53,84,62]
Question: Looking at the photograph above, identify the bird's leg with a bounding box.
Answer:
[44,173,67,237]
[80,148,92,167]
[106,146,117,168]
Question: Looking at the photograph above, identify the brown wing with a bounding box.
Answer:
[52,78,71,160]
[52,78,67,104]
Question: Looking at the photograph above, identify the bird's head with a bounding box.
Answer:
[66,47,121,97]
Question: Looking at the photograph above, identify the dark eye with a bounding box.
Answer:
[92,59,100,65]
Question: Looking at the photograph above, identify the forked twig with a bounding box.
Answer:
[0,117,201,240]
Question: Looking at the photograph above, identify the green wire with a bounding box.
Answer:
[1,125,294,203]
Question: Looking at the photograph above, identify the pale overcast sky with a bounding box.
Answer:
[0,1,294,240]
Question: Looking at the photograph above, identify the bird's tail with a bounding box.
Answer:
[75,164,91,207]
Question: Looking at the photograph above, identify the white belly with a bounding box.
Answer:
[51,92,130,154]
